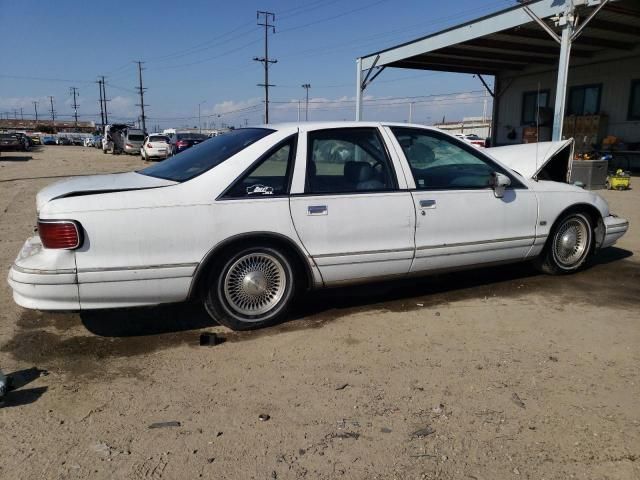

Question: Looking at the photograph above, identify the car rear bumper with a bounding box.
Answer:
[8,237,80,310]
[602,215,629,248]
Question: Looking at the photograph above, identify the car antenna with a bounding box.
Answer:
[535,81,541,182]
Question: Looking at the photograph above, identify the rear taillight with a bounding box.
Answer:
[126,143,133,148]
[176,140,188,147]
[147,143,152,148]
[38,220,81,249]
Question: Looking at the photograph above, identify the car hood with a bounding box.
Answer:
[486,139,574,182]
[36,171,176,213]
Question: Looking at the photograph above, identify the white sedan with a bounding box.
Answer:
[7,122,629,330]
[140,134,171,161]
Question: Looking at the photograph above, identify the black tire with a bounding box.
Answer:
[203,245,296,331]
[534,212,593,275]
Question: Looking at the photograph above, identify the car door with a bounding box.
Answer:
[385,126,538,273]
[289,126,416,285]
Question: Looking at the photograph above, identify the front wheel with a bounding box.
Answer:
[204,246,296,330]
[534,212,593,274]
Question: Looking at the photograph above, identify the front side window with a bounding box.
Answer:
[224,136,296,198]
[391,127,508,190]
[139,128,274,182]
[568,84,602,115]
[306,128,396,194]
[521,90,549,125]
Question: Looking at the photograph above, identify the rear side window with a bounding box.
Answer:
[223,136,296,198]
[140,128,274,182]
[306,128,396,194]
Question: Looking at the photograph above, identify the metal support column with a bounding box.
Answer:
[552,18,572,141]
[355,58,363,121]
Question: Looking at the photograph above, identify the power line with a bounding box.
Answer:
[254,11,277,124]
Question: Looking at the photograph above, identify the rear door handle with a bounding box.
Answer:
[307,205,328,215]
[420,199,436,209]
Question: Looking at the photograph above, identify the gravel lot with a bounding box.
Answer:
[1,145,639,479]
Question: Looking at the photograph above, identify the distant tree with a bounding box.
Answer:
[37,124,54,133]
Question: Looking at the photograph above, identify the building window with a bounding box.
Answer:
[521,90,549,125]
[628,79,640,121]
[568,84,602,115]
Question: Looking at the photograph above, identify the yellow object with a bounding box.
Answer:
[607,169,631,190]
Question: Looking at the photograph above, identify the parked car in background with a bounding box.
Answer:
[56,136,72,146]
[454,133,486,148]
[170,133,208,155]
[123,129,145,154]
[84,137,94,147]
[140,134,171,161]
[0,133,25,153]
[29,135,42,145]
[92,135,103,149]
[13,133,33,151]
[8,122,629,331]
[71,136,84,146]
[42,136,56,145]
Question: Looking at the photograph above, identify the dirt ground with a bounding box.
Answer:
[0,145,638,480]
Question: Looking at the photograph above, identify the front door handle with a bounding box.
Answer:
[307,205,328,215]
[420,199,436,209]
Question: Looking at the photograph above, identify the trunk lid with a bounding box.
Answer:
[36,172,177,213]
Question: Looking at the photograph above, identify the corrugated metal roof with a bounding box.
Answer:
[360,0,640,75]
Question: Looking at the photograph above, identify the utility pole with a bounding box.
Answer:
[33,101,39,122]
[198,100,206,133]
[48,96,56,128]
[135,61,147,134]
[69,86,79,128]
[253,11,277,124]
[301,84,311,121]
[100,76,109,125]
[409,102,414,123]
[20,107,24,121]
[97,78,105,128]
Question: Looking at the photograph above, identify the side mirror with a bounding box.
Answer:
[491,172,511,198]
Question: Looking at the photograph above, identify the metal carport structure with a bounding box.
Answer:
[355,0,640,143]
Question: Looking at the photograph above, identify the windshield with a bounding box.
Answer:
[128,134,144,141]
[139,128,274,182]
[149,135,169,143]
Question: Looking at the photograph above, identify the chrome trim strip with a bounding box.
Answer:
[416,243,531,259]
[12,264,76,275]
[320,257,413,267]
[416,235,536,251]
[77,262,198,273]
[313,247,415,259]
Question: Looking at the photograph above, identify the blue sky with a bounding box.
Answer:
[0,0,511,129]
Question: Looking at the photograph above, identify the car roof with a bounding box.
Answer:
[261,121,441,133]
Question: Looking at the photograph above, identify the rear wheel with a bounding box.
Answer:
[204,246,296,330]
[535,212,593,274]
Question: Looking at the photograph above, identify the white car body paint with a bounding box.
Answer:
[7,122,629,311]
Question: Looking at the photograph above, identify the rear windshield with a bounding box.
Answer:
[149,135,169,143]
[139,128,274,182]
[177,133,208,141]
[128,134,144,141]
[0,133,18,139]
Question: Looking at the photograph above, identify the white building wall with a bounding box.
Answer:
[496,52,640,146]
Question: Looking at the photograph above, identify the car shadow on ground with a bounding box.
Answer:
[80,247,633,338]
[0,154,32,161]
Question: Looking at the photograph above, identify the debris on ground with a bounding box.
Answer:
[258,414,271,421]
[411,426,435,438]
[335,383,349,390]
[511,393,526,409]
[148,421,181,429]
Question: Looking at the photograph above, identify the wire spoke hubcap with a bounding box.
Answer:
[553,217,589,267]
[223,253,286,317]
